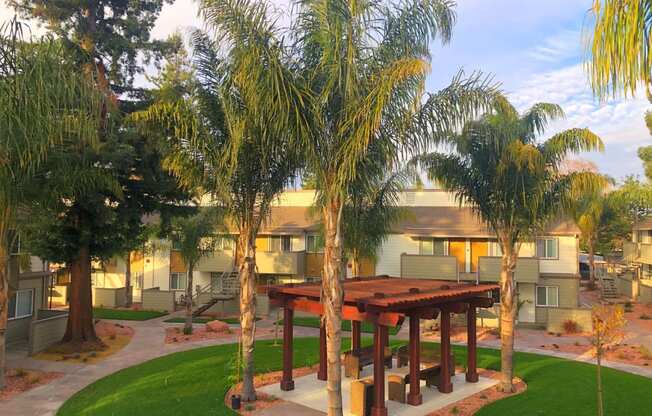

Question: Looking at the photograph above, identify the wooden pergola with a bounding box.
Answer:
[268,276,498,416]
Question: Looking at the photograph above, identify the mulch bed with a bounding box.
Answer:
[0,368,63,401]
[427,369,526,416]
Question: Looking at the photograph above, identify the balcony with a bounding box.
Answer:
[257,251,306,275]
[400,254,458,281]
[195,250,235,272]
[477,256,539,283]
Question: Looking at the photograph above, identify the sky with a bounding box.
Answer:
[1,0,650,181]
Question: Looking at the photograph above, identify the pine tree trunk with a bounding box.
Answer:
[238,228,257,401]
[184,264,194,334]
[124,252,132,308]
[597,346,604,416]
[322,197,344,416]
[0,242,8,389]
[498,237,518,393]
[588,239,596,289]
[63,244,102,350]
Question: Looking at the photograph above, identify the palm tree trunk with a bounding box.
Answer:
[124,252,132,308]
[322,197,344,416]
[588,238,596,289]
[63,244,102,350]
[351,249,359,278]
[498,238,518,393]
[0,242,8,389]
[184,264,194,334]
[238,228,257,402]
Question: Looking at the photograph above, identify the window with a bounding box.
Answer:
[216,235,233,251]
[536,286,559,307]
[8,289,33,320]
[133,272,144,289]
[170,272,187,290]
[488,240,503,257]
[306,234,325,253]
[269,235,292,252]
[489,288,500,304]
[418,238,447,256]
[171,236,182,251]
[536,237,558,259]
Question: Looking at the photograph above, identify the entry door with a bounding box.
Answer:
[448,239,466,274]
[470,239,488,273]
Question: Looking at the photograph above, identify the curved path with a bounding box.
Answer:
[3,315,652,416]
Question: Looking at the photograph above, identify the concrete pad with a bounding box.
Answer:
[259,366,498,416]
[254,402,325,416]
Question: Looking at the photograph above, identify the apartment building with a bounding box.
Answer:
[90,189,582,327]
[620,218,652,301]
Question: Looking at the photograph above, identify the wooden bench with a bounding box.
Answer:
[344,346,393,379]
[395,344,455,370]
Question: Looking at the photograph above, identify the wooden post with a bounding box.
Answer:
[318,318,327,381]
[466,306,479,383]
[407,314,422,405]
[281,306,294,391]
[352,320,361,351]
[371,322,388,416]
[439,308,453,393]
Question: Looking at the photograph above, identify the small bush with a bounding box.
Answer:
[14,368,27,378]
[563,319,580,334]
[640,346,652,360]
[26,374,41,385]
[624,301,633,308]
[640,314,652,320]
[183,326,193,335]
[109,334,116,340]
[244,404,255,411]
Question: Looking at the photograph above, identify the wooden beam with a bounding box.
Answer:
[470,297,494,308]
[277,298,403,327]
[440,302,469,314]
[407,315,422,406]
[371,323,388,416]
[466,306,479,383]
[281,307,294,391]
[438,309,453,393]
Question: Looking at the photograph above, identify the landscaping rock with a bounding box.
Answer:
[206,320,230,333]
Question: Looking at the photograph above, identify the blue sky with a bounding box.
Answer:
[2,0,649,181]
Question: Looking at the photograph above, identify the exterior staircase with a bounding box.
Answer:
[601,277,618,299]
[192,270,238,317]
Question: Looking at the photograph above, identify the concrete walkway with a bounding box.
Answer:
[0,314,315,416]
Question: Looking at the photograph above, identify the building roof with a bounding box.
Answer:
[226,204,579,236]
[634,217,652,231]
[268,276,498,312]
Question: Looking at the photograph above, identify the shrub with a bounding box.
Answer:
[640,314,652,320]
[26,374,41,385]
[14,368,27,378]
[563,319,580,334]
[640,346,652,360]
[183,326,193,335]
[244,404,255,411]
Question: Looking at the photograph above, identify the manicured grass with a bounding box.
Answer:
[163,317,213,324]
[277,316,402,335]
[220,317,262,324]
[58,339,652,416]
[93,308,168,321]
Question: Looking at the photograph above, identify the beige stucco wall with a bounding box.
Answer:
[141,288,175,312]
[535,275,579,325]
[143,240,171,291]
[400,254,458,280]
[92,287,127,308]
[545,307,593,333]
[640,280,652,303]
[376,234,419,277]
[7,316,31,344]
[615,274,635,298]
[28,311,68,354]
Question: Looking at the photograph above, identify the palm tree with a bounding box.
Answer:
[589,0,652,97]
[0,20,101,388]
[416,98,605,392]
[203,1,497,412]
[131,29,300,402]
[568,178,612,288]
[171,209,222,334]
[343,159,412,277]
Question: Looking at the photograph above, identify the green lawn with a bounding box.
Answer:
[93,308,168,321]
[277,316,402,335]
[163,317,213,324]
[57,338,652,416]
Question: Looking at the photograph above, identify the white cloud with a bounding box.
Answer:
[508,63,650,178]
[527,29,581,63]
